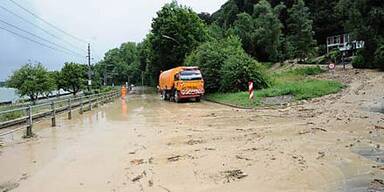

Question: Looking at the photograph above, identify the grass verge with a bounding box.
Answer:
[206,66,344,108]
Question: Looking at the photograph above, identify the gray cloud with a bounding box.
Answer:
[0,0,226,81]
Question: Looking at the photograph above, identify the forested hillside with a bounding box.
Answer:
[94,0,384,90]
[209,0,383,66]
[210,0,344,45]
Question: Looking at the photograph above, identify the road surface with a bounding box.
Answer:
[0,69,383,192]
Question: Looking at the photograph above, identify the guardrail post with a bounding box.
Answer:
[68,98,72,120]
[80,97,83,114]
[26,105,33,138]
[89,95,92,111]
[51,101,56,127]
[96,95,99,108]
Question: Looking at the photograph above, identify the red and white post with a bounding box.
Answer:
[248,81,254,100]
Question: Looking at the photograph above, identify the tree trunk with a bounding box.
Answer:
[30,95,36,105]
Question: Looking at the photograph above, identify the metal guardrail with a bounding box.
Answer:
[0,91,75,110]
[0,90,120,137]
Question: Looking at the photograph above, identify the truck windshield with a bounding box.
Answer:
[179,70,202,81]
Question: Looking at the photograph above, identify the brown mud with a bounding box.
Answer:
[0,67,383,192]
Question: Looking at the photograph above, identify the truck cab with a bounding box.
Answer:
[159,66,205,102]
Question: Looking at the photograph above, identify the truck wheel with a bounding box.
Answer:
[161,91,167,100]
[195,97,201,102]
[174,91,180,103]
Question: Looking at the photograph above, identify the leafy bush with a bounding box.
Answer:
[184,39,227,93]
[374,42,384,70]
[326,49,341,63]
[352,53,366,69]
[100,86,113,93]
[220,53,269,92]
[185,36,269,93]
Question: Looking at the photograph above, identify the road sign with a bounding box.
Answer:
[329,63,336,70]
[249,81,254,100]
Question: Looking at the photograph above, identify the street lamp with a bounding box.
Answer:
[162,34,180,45]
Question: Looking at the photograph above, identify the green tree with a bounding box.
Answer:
[233,13,255,57]
[210,0,351,54]
[207,24,227,41]
[198,12,213,25]
[305,0,344,46]
[90,65,103,89]
[211,0,240,29]
[7,63,55,103]
[232,1,284,62]
[374,42,384,68]
[49,71,62,93]
[95,41,142,85]
[185,36,269,93]
[138,34,155,86]
[59,62,86,95]
[253,0,285,62]
[337,0,384,69]
[119,42,141,84]
[120,42,139,65]
[149,1,208,83]
[138,35,153,72]
[287,0,316,62]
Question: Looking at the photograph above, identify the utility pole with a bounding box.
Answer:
[87,43,92,91]
[127,76,130,91]
[141,71,144,87]
[103,70,107,86]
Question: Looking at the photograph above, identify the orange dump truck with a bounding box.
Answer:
[158,66,204,102]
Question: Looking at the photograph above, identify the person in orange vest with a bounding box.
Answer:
[121,85,127,99]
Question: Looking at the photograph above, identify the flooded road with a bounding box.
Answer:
[0,72,384,192]
[0,93,236,191]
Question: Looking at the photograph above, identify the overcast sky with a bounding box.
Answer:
[0,0,226,81]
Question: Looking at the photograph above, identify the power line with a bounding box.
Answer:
[7,0,87,43]
[0,26,83,59]
[0,4,87,53]
[0,18,84,57]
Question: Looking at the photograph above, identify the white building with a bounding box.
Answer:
[326,33,364,53]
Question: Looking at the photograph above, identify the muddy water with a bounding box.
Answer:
[0,93,232,192]
[0,81,383,192]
